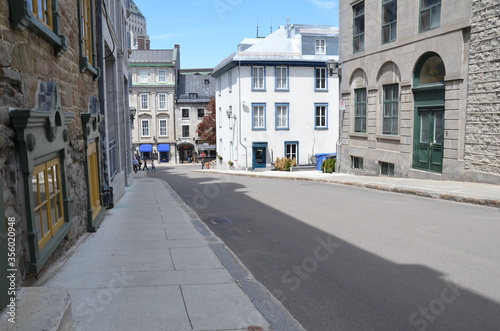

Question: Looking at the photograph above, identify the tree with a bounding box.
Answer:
[196,97,216,144]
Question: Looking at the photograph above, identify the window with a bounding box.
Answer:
[32,158,65,250]
[420,0,441,32]
[354,88,367,132]
[228,70,232,93]
[140,93,149,110]
[383,84,399,134]
[252,66,265,90]
[182,125,190,138]
[315,68,327,90]
[217,77,221,96]
[380,161,395,177]
[87,142,101,220]
[275,104,289,130]
[158,70,166,83]
[285,142,299,162]
[353,2,365,52]
[252,104,266,130]
[182,109,189,118]
[382,0,397,44]
[141,119,150,136]
[189,93,198,99]
[78,0,98,75]
[139,70,148,83]
[315,39,326,54]
[219,107,222,127]
[276,67,288,90]
[159,119,168,136]
[158,93,167,110]
[9,0,67,56]
[205,79,210,84]
[351,156,364,170]
[315,104,328,129]
[198,109,205,118]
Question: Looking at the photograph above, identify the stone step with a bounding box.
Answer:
[0,287,74,331]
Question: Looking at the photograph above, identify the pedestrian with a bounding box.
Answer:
[133,158,139,173]
[138,159,142,170]
[187,153,192,163]
[143,159,149,171]
[151,159,156,172]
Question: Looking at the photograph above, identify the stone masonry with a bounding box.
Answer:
[1,0,99,285]
[465,0,500,184]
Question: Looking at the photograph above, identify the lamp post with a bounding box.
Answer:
[326,59,339,76]
[129,107,136,126]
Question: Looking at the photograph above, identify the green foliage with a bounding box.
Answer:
[274,157,297,171]
[322,157,336,173]
[228,160,233,166]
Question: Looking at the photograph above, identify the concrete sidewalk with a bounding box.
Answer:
[199,169,500,208]
[38,174,304,331]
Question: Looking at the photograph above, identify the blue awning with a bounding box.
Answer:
[158,144,170,152]
[139,144,152,152]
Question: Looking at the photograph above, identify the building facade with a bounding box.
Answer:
[175,69,215,162]
[0,0,132,305]
[464,0,500,184]
[127,0,149,50]
[338,0,498,184]
[130,47,180,163]
[212,23,340,170]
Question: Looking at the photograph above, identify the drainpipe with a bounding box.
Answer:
[238,61,248,170]
[96,0,111,196]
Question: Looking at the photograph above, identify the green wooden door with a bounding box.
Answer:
[413,107,444,172]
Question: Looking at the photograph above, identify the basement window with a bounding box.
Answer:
[351,156,364,171]
[379,161,395,177]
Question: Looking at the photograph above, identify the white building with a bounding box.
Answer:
[212,23,339,170]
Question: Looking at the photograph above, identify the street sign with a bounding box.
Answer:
[200,153,206,157]
[339,100,346,110]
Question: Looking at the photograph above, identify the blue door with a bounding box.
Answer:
[252,142,267,169]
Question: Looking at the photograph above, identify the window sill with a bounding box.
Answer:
[314,127,329,130]
[376,134,401,142]
[349,132,368,139]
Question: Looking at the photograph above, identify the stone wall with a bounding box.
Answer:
[465,0,500,183]
[1,0,99,284]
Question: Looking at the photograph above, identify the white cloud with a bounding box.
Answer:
[309,0,337,10]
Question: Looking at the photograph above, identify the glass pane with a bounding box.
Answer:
[41,203,49,236]
[32,174,39,206]
[430,6,441,29]
[434,111,444,144]
[420,10,430,31]
[420,112,429,143]
[51,198,58,226]
[34,210,42,242]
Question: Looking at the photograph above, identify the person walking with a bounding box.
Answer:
[133,158,139,173]
[143,159,149,171]
[151,159,156,172]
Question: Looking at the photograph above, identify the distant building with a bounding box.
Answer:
[175,69,216,162]
[212,23,339,170]
[127,0,150,50]
[338,0,499,184]
[130,47,180,163]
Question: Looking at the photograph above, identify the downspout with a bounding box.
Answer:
[238,61,248,170]
[336,67,343,173]
[96,0,112,204]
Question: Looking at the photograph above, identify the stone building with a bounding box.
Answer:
[175,69,215,162]
[464,0,500,184]
[338,0,498,183]
[0,0,132,309]
[130,47,180,163]
[127,0,150,50]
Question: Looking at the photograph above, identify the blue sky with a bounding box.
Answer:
[133,0,339,69]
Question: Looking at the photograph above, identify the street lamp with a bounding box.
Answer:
[226,106,234,119]
[326,59,339,76]
[129,107,136,121]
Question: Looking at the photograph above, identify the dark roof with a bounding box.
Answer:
[130,50,176,63]
[176,73,215,103]
[129,0,144,18]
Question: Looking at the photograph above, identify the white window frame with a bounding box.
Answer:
[276,66,288,90]
[157,70,167,83]
[139,70,148,83]
[315,67,327,90]
[141,119,150,136]
[315,104,328,129]
[275,104,289,130]
[140,93,149,110]
[158,93,167,110]
[159,119,168,136]
[315,39,326,54]
[252,104,266,130]
[252,66,265,90]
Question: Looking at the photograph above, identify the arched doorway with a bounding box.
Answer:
[412,53,446,173]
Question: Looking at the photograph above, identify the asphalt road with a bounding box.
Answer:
[150,165,500,331]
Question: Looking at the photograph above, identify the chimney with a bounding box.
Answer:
[286,17,291,38]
